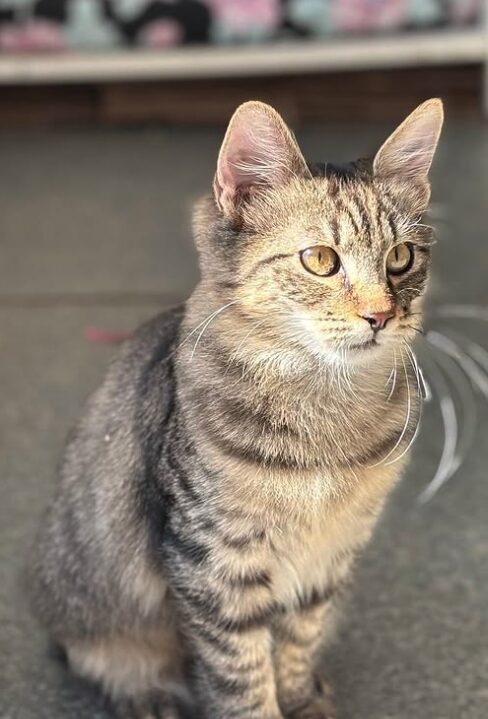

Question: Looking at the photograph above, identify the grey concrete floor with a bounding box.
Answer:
[0,120,487,719]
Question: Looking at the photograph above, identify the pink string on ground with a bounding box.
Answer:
[85,326,132,345]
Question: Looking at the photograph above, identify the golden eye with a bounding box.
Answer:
[386,243,413,275]
[300,246,340,277]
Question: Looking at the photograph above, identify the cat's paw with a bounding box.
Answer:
[111,691,182,719]
[284,678,336,719]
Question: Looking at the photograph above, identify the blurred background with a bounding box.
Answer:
[1,3,488,719]
[0,0,487,123]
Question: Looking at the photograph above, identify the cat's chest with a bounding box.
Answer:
[268,499,378,608]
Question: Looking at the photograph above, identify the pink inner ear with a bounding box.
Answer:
[215,101,310,214]
[374,100,443,181]
[219,123,286,194]
[217,106,301,197]
[219,125,268,193]
[392,127,438,178]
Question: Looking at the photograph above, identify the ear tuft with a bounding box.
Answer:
[214,101,310,216]
[373,98,444,181]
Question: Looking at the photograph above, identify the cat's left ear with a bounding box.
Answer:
[214,101,310,217]
[373,98,444,185]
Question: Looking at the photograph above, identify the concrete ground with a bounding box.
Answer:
[0,119,487,719]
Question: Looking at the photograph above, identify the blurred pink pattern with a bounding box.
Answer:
[331,0,407,33]
[0,0,482,53]
[449,0,480,22]
[138,19,183,48]
[207,0,281,33]
[0,20,66,52]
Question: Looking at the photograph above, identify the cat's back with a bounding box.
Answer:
[29,305,185,638]
[64,303,185,464]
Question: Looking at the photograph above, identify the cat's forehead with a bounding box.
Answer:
[256,176,397,251]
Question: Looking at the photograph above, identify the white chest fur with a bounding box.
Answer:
[268,471,394,608]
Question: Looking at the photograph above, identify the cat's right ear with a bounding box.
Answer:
[373,98,444,183]
[214,101,310,217]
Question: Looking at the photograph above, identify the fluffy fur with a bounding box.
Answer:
[29,99,443,719]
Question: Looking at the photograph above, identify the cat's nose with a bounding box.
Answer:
[361,311,394,331]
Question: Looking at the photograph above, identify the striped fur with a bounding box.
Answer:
[29,100,443,719]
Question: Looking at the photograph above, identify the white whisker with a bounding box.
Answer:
[226,318,268,375]
[384,350,417,467]
[369,350,412,468]
[404,344,422,395]
[427,330,488,398]
[398,287,423,295]
[417,351,459,504]
[386,349,397,401]
[386,344,422,466]
[189,300,238,360]
[465,339,488,373]
[429,341,477,479]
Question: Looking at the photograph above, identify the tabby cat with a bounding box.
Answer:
[30,98,443,719]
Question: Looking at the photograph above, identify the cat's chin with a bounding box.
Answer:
[345,343,385,367]
[325,338,393,369]
[348,338,378,352]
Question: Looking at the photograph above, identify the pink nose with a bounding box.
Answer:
[361,311,394,331]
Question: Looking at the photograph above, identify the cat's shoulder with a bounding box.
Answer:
[90,304,186,417]
[112,304,185,377]
[128,304,185,358]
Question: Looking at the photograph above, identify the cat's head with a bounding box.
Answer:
[194,99,443,368]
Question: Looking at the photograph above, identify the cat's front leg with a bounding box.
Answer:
[275,595,339,719]
[171,571,284,719]
[189,620,284,719]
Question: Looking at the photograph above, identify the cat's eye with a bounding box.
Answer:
[300,246,340,277]
[386,243,413,275]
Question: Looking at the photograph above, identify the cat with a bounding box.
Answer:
[29,98,443,719]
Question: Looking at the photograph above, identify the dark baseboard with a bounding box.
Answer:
[0,63,482,129]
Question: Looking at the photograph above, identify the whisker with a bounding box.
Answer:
[385,351,396,387]
[384,349,419,467]
[397,287,423,295]
[369,349,412,468]
[402,324,425,336]
[464,339,488,373]
[415,327,488,503]
[403,343,420,396]
[386,349,397,401]
[417,350,460,504]
[425,339,477,488]
[189,300,238,360]
[418,366,432,402]
[178,301,232,350]
[427,331,488,398]
[404,343,428,400]
[225,318,268,375]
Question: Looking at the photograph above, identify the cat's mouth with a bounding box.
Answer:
[349,338,378,351]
